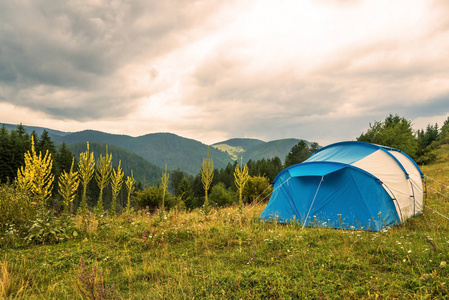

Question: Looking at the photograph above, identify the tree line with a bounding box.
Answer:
[0,124,319,218]
[0,124,74,188]
[357,114,449,164]
[2,113,447,219]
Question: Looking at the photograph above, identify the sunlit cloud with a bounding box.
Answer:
[1,0,448,145]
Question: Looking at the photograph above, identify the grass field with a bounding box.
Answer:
[1,158,449,299]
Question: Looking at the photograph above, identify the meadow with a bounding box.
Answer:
[1,159,449,299]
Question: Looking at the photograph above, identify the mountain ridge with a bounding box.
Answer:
[2,123,313,175]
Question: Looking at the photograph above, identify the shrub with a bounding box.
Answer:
[0,184,36,235]
[242,175,272,204]
[134,185,173,212]
[209,183,235,207]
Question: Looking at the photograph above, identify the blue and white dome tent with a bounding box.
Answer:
[260,141,424,231]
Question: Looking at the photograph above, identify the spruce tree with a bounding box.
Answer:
[0,126,14,183]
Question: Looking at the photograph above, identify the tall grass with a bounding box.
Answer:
[0,160,448,298]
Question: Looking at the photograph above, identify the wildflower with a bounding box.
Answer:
[408,250,412,253]
[441,261,447,268]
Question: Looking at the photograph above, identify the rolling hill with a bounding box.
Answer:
[55,130,232,175]
[2,123,315,175]
[1,122,71,139]
[212,138,307,163]
[213,138,265,150]
[68,142,162,186]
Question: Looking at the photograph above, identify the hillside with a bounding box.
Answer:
[58,130,232,174]
[213,138,265,160]
[243,138,304,162]
[212,144,245,160]
[1,122,71,139]
[213,138,265,150]
[68,142,162,186]
[132,133,232,174]
[213,138,306,163]
[3,123,314,175]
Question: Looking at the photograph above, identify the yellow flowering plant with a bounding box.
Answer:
[58,157,79,214]
[77,142,95,214]
[15,136,54,207]
[109,160,124,216]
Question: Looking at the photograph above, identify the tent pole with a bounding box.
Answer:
[302,176,324,230]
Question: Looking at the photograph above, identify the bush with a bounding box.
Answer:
[209,183,235,207]
[242,175,272,204]
[134,185,173,212]
[0,184,37,235]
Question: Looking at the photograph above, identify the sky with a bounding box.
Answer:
[1,0,449,146]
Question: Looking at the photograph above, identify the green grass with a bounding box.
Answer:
[212,144,245,161]
[2,162,449,299]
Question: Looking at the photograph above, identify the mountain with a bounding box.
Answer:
[212,138,265,160]
[1,122,71,139]
[212,138,305,163]
[68,142,162,186]
[213,138,265,150]
[243,138,304,162]
[3,123,313,175]
[56,130,232,175]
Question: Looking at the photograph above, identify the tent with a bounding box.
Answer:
[260,141,423,231]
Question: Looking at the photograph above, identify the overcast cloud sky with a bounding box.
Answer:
[1,0,449,145]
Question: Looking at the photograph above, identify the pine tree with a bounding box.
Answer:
[357,114,418,158]
[36,130,56,156]
[57,142,75,173]
[0,125,14,183]
[284,140,313,168]
[178,177,193,209]
[170,168,184,196]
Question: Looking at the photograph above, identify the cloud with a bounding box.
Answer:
[168,1,449,145]
[0,0,235,120]
[1,0,449,145]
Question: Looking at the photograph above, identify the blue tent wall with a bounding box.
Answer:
[260,165,400,231]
